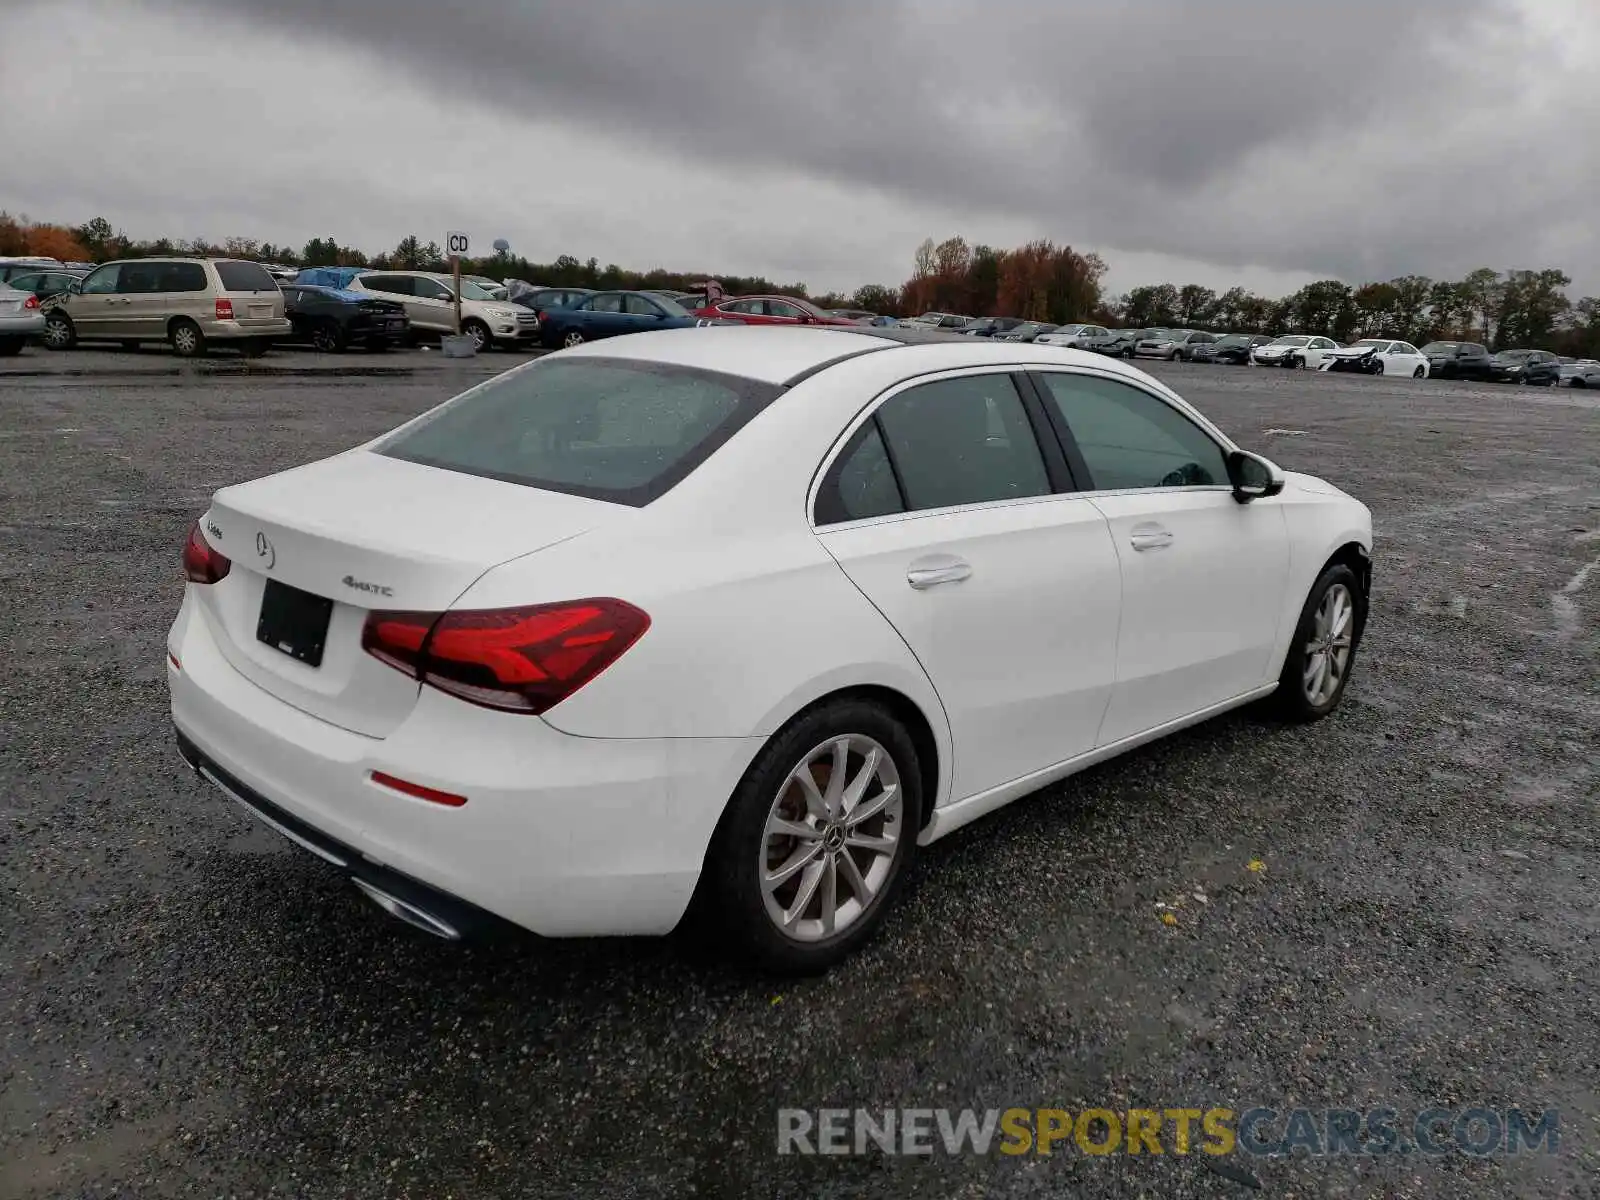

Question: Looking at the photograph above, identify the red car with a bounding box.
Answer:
[691,294,858,326]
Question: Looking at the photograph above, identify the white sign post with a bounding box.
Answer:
[446,230,469,335]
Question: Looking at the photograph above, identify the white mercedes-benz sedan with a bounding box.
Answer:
[169,326,1372,972]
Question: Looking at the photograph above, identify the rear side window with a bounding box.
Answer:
[159,262,207,292]
[214,260,278,292]
[378,357,783,505]
[815,422,905,524]
[874,374,1050,512]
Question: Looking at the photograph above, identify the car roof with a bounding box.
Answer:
[555,324,1158,387]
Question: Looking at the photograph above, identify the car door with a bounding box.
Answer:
[814,370,1122,801]
[580,292,631,337]
[623,292,670,331]
[407,276,458,333]
[144,260,209,339]
[68,262,124,337]
[765,299,809,326]
[1032,370,1289,745]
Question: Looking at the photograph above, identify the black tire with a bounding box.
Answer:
[120,340,140,352]
[1372,360,1384,376]
[311,321,345,353]
[169,319,205,358]
[560,328,586,349]
[1412,366,1425,378]
[1289,355,1306,370]
[462,319,491,352]
[1121,346,1134,359]
[0,337,24,356]
[1274,563,1363,722]
[696,697,923,974]
[42,312,76,351]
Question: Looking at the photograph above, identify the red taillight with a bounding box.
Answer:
[361,598,650,714]
[369,770,467,808]
[215,298,234,320]
[23,294,39,310]
[182,520,231,584]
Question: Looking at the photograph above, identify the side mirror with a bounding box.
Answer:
[1227,450,1285,504]
[68,278,83,294]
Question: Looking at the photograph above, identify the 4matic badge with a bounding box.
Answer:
[343,575,394,598]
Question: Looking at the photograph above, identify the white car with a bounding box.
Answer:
[168,328,1372,972]
[1251,334,1340,370]
[1319,339,1430,378]
[348,270,538,350]
[1034,323,1108,349]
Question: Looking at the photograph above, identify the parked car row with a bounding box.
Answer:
[4,254,1595,377]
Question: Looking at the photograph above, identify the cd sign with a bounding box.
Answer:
[446,231,469,256]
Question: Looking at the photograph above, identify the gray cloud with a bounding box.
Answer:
[5,0,1598,295]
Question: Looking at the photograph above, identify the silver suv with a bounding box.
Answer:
[40,258,291,357]
[349,271,539,350]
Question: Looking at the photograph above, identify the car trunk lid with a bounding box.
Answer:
[193,451,615,737]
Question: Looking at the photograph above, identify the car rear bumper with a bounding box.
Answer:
[201,317,293,341]
[0,312,46,336]
[167,592,759,939]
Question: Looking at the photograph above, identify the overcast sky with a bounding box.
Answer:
[3,0,1596,300]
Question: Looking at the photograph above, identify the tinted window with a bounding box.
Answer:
[623,293,663,316]
[379,357,781,505]
[415,277,454,300]
[874,374,1049,511]
[365,275,409,296]
[214,260,277,292]
[1039,373,1227,491]
[159,262,207,292]
[816,421,905,525]
[79,264,120,294]
[588,294,624,313]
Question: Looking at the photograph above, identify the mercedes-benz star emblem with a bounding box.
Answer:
[255,531,275,570]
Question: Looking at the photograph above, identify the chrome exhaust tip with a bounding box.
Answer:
[351,877,461,941]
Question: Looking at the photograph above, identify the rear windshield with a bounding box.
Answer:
[377,357,784,505]
[214,260,279,292]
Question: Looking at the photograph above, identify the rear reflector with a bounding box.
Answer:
[182,520,231,584]
[215,298,234,320]
[362,598,650,715]
[370,770,467,808]
[24,294,39,310]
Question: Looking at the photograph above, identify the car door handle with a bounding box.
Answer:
[906,560,972,589]
[1129,528,1174,551]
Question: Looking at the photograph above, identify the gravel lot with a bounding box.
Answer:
[2,346,1597,1198]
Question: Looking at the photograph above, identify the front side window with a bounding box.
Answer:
[873,374,1050,512]
[768,301,806,320]
[1038,373,1228,491]
[78,264,121,294]
[379,358,780,505]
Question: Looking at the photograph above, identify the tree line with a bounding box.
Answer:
[4,213,1597,357]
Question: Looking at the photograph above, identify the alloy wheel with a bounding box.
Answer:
[759,734,904,943]
[173,326,199,355]
[562,330,585,348]
[1302,583,1354,706]
[312,325,338,352]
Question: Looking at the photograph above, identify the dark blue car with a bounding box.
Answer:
[538,290,712,349]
